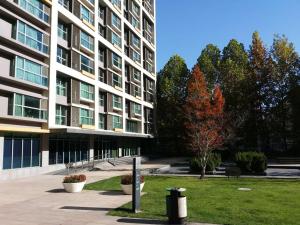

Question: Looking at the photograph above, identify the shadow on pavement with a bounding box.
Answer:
[46,188,65,193]
[60,206,114,211]
[99,190,124,196]
[117,218,166,224]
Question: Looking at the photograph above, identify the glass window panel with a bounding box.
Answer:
[17,21,48,54]
[13,139,22,168]
[22,139,31,168]
[24,95,40,108]
[57,140,64,164]
[80,31,94,51]
[3,138,12,169]
[76,142,81,162]
[49,139,57,165]
[63,141,69,164]
[69,142,76,163]
[112,13,121,30]
[31,138,40,166]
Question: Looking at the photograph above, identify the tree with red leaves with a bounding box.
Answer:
[185,65,226,179]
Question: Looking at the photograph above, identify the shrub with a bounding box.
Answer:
[190,153,222,173]
[225,167,241,177]
[63,174,86,183]
[121,175,145,185]
[235,152,267,174]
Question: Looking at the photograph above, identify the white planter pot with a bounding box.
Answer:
[121,182,145,195]
[63,181,86,193]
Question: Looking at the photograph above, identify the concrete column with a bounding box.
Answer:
[137,147,141,156]
[41,134,49,167]
[118,147,122,157]
[0,135,4,171]
[89,136,94,161]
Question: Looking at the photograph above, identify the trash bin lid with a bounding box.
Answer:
[166,187,186,192]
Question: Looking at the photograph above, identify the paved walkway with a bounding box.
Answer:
[0,159,215,225]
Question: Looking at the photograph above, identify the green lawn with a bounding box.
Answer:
[85,176,300,225]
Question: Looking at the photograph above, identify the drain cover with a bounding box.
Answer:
[238,188,252,191]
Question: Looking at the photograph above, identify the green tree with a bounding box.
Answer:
[270,35,300,151]
[220,39,249,113]
[247,31,272,150]
[218,39,249,148]
[157,55,190,155]
[197,44,221,91]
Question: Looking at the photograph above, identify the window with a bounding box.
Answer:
[132,34,140,48]
[80,5,94,24]
[99,7,105,19]
[49,138,89,165]
[110,0,121,9]
[131,16,139,29]
[17,21,48,54]
[112,13,121,30]
[98,24,106,37]
[125,65,129,78]
[134,85,141,97]
[133,50,140,62]
[112,115,122,129]
[56,77,67,96]
[145,61,153,73]
[13,93,46,120]
[112,95,122,109]
[133,103,141,115]
[126,120,138,133]
[99,114,105,129]
[57,46,68,66]
[125,83,130,94]
[132,1,140,17]
[113,73,122,88]
[99,69,105,82]
[112,53,122,69]
[133,68,141,81]
[99,49,105,62]
[80,108,94,125]
[125,101,129,114]
[80,82,94,100]
[19,0,49,23]
[80,31,94,51]
[56,104,67,125]
[15,56,48,86]
[58,0,70,10]
[3,137,40,170]
[80,55,94,74]
[99,93,105,106]
[87,0,94,4]
[57,21,68,40]
[111,32,121,48]
[148,80,154,91]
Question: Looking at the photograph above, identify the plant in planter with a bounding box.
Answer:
[120,174,145,195]
[63,174,86,193]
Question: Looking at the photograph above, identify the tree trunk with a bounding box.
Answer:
[200,166,206,179]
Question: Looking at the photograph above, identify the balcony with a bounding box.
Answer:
[17,0,50,23]
[143,0,154,16]
[16,21,49,54]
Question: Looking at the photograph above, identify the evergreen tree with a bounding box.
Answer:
[197,44,221,91]
[157,55,190,155]
[185,65,226,178]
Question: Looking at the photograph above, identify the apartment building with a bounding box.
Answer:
[0,0,156,179]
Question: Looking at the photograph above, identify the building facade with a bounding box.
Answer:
[0,0,156,179]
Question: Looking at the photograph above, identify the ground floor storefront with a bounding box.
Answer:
[0,132,147,180]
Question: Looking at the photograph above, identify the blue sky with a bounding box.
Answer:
[156,0,300,70]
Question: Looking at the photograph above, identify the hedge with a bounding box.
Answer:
[190,153,222,173]
[235,151,267,174]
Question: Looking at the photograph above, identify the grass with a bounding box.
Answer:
[85,176,300,225]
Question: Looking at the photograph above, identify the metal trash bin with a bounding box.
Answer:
[166,187,187,225]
